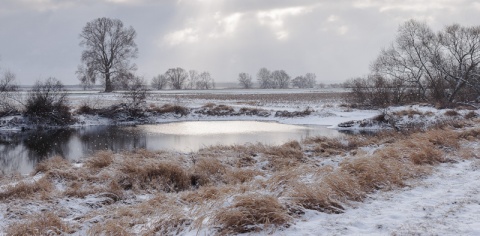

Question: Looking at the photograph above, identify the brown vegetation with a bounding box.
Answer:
[2,120,479,235]
[6,212,71,236]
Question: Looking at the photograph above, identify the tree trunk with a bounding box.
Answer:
[105,72,113,92]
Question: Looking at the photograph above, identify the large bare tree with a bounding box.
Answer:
[151,74,169,90]
[165,67,188,90]
[77,17,138,92]
[271,70,290,89]
[238,72,253,89]
[257,67,273,89]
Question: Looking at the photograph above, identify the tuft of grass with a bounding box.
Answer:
[0,177,53,200]
[392,109,424,118]
[265,141,305,170]
[444,109,459,116]
[289,183,345,214]
[150,104,189,116]
[87,220,130,236]
[215,194,291,234]
[6,212,71,236]
[34,156,71,175]
[399,139,445,165]
[118,159,191,192]
[191,157,227,186]
[464,111,477,119]
[85,150,114,169]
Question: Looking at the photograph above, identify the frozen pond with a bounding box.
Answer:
[0,121,342,174]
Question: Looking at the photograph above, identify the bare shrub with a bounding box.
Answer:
[6,212,71,236]
[86,150,114,169]
[215,194,291,234]
[25,77,73,126]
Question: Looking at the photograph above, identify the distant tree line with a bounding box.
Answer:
[237,68,317,89]
[346,20,480,107]
[151,68,215,90]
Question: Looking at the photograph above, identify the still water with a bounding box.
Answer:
[0,121,342,174]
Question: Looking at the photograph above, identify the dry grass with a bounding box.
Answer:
[288,183,345,214]
[87,219,130,236]
[85,150,114,169]
[0,177,53,200]
[3,122,479,234]
[118,159,191,192]
[214,194,291,234]
[444,109,460,116]
[6,212,71,236]
[149,103,189,116]
[392,109,424,118]
[265,141,305,170]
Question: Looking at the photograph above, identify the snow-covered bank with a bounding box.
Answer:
[272,158,480,236]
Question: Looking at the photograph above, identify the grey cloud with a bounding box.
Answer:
[1,0,480,85]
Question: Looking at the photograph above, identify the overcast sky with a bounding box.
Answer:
[1,0,480,86]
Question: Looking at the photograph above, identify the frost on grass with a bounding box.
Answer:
[0,119,480,235]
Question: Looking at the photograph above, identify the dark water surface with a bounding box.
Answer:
[0,121,342,174]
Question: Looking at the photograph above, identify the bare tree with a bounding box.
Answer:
[238,72,253,89]
[151,74,169,90]
[0,70,19,116]
[434,24,480,102]
[124,76,148,117]
[271,70,290,89]
[372,20,438,102]
[257,67,273,89]
[77,17,138,92]
[187,70,199,89]
[292,73,316,88]
[305,73,317,88]
[196,71,215,89]
[165,67,188,90]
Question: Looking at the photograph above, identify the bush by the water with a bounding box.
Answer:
[25,78,73,126]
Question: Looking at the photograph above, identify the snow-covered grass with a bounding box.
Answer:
[0,90,479,235]
[0,119,479,235]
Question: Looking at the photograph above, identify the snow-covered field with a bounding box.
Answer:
[0,89,479,235]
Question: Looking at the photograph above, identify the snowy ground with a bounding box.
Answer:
[0,89,479,235]
[273,158,480,236]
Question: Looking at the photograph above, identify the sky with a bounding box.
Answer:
[1,0,480,86]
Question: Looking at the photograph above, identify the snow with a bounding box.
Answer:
[251,159,480,236]
[0,89,479,235]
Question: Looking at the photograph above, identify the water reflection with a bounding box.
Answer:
[0,121,342,174]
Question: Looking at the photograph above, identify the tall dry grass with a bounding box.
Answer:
[6,212,71,236]
[0,177,53,200]
[214,194,291,234]
[3,122,479,235]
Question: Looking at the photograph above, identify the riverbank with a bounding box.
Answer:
[0,118,479,235]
